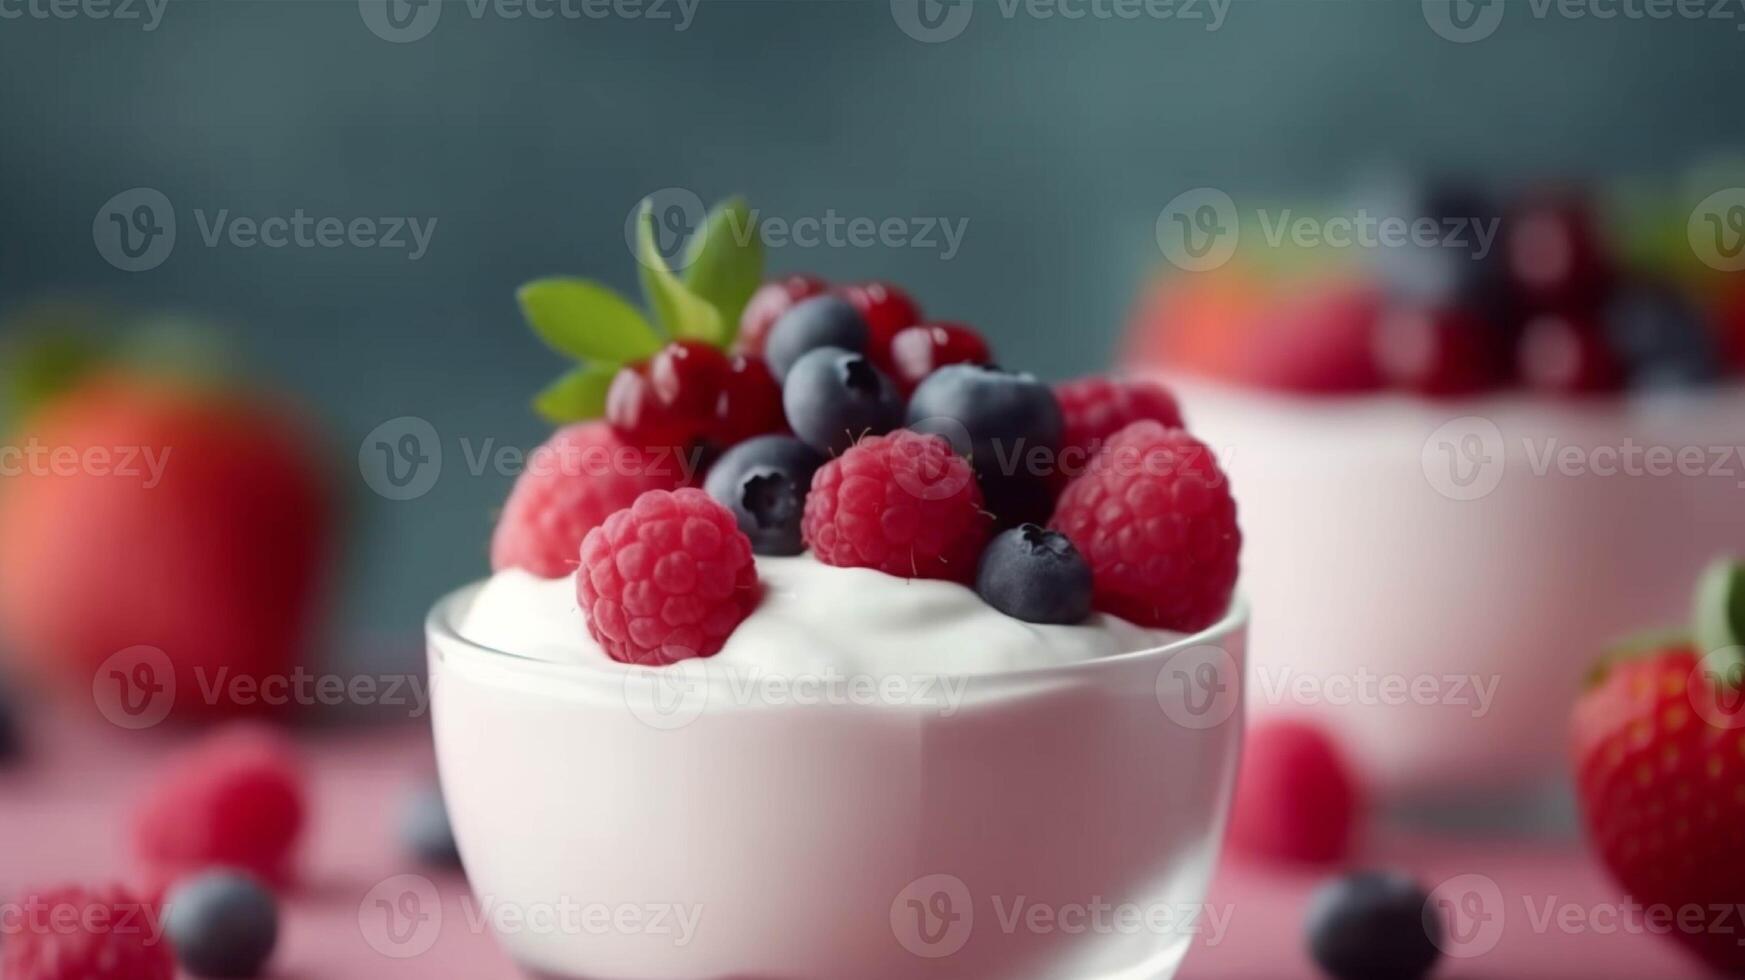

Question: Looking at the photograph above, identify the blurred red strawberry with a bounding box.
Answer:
[1572,560,1745,974]
[0,373,330,721]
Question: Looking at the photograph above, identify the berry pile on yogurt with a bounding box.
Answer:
[472,197,1241,670]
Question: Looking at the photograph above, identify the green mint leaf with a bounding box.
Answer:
[1694,558,1745,659]
[635,200,725,345]
[682,196,763,345]
[518,278,662,363]
[533,363,617,424]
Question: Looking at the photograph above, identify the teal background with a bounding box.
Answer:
[0,0,1739,656]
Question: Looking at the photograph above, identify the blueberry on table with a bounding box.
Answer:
[781,347,903,456]
[402,782,463,869]
[704,435,826,556]
[763,295,868,381]
[975,524,1093,625]
[1304,871,1442,980]
[164,871,280,979]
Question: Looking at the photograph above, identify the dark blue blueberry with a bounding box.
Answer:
[763,295,868,381]
[164,871,279,979]
[402,783,463,869]
[782,347,902,456]
[974,524,1093,625]
[704,435,827,556]
[1304,871,1442,980]
[906,364,1064,478]
[1603,283,1723,389]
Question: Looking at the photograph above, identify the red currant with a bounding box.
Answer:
[1505,191,1610,309]
[607,341,730,450]
[1517,312,1622,395]
[1374,305,1508,398]
[887,322,992,391]
[711,354,786,445]
[837,281,922,364]
[737,275,828,356]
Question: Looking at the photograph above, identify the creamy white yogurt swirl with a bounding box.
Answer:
[460,555,1175,675]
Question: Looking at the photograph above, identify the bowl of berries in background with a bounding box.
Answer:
[429,198,1248,980]
[1129,173,1745,800]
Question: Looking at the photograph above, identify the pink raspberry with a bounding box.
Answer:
[1054,376,1184,461]
[1,883,174,980]
[1050,421,1240,631]
[801,430,990,582]
[1228,718,1362,866]
[132,724,306,891]
[577,488,759,665]
[491,422,689,578]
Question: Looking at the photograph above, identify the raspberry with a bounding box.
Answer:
[887,322,991,392]
[131,725,305,892]
[1050,421,1240,631]
[577,488,759,665]
[1,883,175,980]
[491,422,689,578]
[801,430,990,583]
[1227,718,1362,865]
[1054,376,1184,462]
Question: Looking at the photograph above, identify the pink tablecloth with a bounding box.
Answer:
[0,719,1711,979]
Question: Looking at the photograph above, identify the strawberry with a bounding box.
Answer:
[0,373,331,722]
[1572,559,1745,974]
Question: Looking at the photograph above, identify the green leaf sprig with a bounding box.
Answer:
[518,195,764,424]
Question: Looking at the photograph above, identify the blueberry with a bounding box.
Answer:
[704,435,826,555]
[975,524,1093,625]
[1603,283,1722,388]
[164,871,279,979]
[764,296,868,381]
[402,783,463,869]
[1304,871,1442,980]
[906,364,1064,479]
[782,347,903,455]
